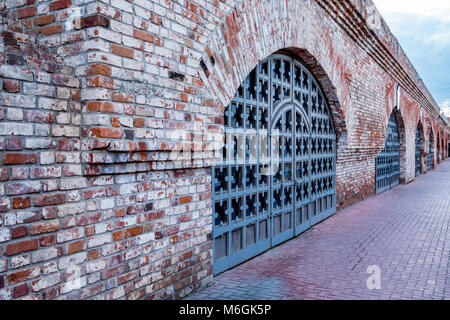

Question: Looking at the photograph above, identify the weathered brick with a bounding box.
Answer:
[3,80,20,93]
[1,228,12,242]
[101,265,123,280]
[88,233,112,248]
[87,101,123,114]
[112,44,133,58]
[49,0,71,11]
[38,97,67,111]
[88,64,111,77]
[4,153,38,165]
[4,210,40,226]
[5,181,41,196]
[7,267,40,285]
[30,220,60,235]
[125,226,143,238]
[179,196,192,204]
[18,6,37,18]
[41,24,63,36]
[75,14,110,29]
[67,240,85,254]
[10,167,28,180]
[39,235,55,247]
[60,177,87,190]
[12,283,29,298]
[24,110,55,123]
[26,138,56,149]
[34,14,55,26]
[0,168,9,181]
[88,249,99,261]
[57,252,86,270]
[0,123,33,136]
[0,65,33,81]
[12,197,31,210]
[33,193,66,207]
[56,228,84,243]
[134,29,154,43]
[56,202,86,217]
[4,239,39,256]
[6,138,23,151]
[30,273,61,292]
[52,126,80,137]
[30,167,61,179]
[31,247,61,263]
[88,128,123,138]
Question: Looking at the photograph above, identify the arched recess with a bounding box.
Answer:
[437,131,441,163]
[375,108,406,194]
[439,130,445,162]
[211,53,337,275]
[427,126,435,170]
[415,121,425,176]
[197,0,352,275]
[442,132,446,161]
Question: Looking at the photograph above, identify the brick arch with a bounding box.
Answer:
[197,0,348,150]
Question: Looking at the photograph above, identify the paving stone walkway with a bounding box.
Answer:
[187,160,450,300]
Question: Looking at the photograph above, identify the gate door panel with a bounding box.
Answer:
[294,107,311,235]
[212,63,271,275]
[376,112,400,194]
[212,54,336,275]
[415,126,421,176]
[308,82,336,226]
[271,105,295,247]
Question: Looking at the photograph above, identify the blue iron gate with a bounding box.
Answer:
[212,54,337,275]
[375,112,400,194]
[415,124,421,176]
[427,130,433,169]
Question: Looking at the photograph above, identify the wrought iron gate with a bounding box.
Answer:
[415,125,421,176]
[212,54,336,275]
[427,131,433,169]
[375,112,400,194]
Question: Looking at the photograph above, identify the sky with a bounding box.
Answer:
[372,0,450,117]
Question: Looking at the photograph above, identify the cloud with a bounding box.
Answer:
[372,0,450,106]
[373,0,450,22]
[440,100,450,117]
[441,100,450,108]
[424,30,450,48]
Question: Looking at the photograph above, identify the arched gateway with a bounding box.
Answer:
[212,54,337,274]
[415,122,423,176]
[428,129,434,169]
[375,112,400,194]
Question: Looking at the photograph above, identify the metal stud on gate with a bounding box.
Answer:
[212,54,337,275]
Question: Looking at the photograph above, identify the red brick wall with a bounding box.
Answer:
[0,0,449,300]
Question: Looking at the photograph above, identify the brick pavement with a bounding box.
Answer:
[186,160,450,300]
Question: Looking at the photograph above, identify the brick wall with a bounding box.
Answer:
[0,0,449,300]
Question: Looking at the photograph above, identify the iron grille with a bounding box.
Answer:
[415,124,421,176]
[212,54,337,275]
[375,112,400,194]
[428,131,433,169]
